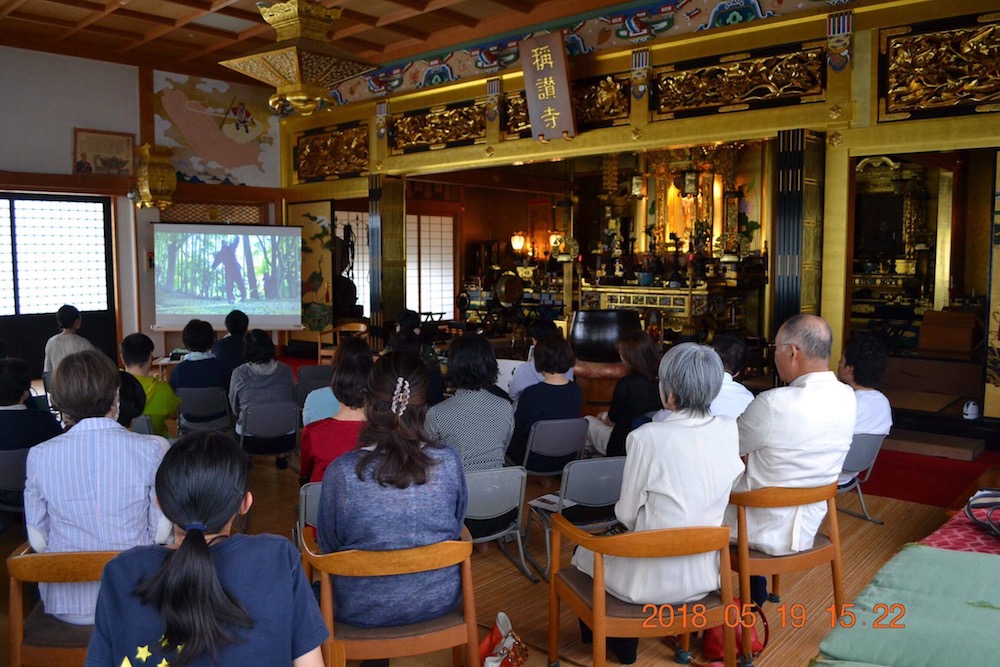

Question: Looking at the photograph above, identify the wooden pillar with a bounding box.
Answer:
[368,175,405,350]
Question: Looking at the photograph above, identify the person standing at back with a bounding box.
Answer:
[211,309,249,371]
[43,304,94,374]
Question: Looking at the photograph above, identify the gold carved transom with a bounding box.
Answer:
[390,102,488,153]
[295,125,369,181]
[504,94,531,138]
[654,47,825,116]
[882,21,1000,120]
[572,75,631,126]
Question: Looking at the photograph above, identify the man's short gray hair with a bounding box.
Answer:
[658,342,723,416]
[780,314,833,361]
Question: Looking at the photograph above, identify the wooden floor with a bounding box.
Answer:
[0,456,947,667]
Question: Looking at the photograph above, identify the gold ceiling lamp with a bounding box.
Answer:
[134,144,177,210]
[220,0,377,116]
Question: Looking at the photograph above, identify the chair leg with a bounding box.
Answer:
[451,644,462,667]
[498,530,540,583]
[547,574,561,667]
[770,574,781,602]
[837,487,883,524]
[675,633,692,664]
[525,523,553,581]
[592,616,607,667]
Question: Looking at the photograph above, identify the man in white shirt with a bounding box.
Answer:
[727,314,856,561]
[836,332,892,483]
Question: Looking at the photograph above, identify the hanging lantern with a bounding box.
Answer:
[134,144,177,210]
[510,232,526,252]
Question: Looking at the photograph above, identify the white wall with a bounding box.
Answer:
[0,46,139,174]
[0,47,157,351]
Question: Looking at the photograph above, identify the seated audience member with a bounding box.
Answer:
[230,329,296,464]
[87,432,327,667]
[211,309,249,371]
[583,330,662,457]
[708,334,755,419]
[121,333,180,438]
[727,314,856,559]
[836,332,892,483]
[387,308,444,405]
[302,381,340,427]
[169,319,231,431]
[300,337,373,484]
[572,343,744,664]
[0,358,63,513]
[24,350,169,625]
[317,351,467,630]
[43,304,94,373]
[426,333,514,471]
[118,370,169,453]
[506,335,583,472]
[508,319,575,409]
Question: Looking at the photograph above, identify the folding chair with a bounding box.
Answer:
[837,433,887,524]
[547,517,736,667]
[525,457,625,581]
[7,543,119,667]
[302,531,478,667]
[175,386,232,434]
[131,415,155,435]
[318,322,369,365]
[298,364,335,387]
[521,417,588,477]
[237,401,299,460]
[729,484,845,667]
[293,482,323,575]
[465,467,536,582]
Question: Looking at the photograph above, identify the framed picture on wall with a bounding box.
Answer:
[73,128,135,175]
[288,200,335,333]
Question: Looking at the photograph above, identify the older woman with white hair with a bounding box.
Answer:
[570,342,745,664]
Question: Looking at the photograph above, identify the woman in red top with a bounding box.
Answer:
[300,337,373,484]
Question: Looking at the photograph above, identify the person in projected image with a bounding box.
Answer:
[213,238,246,303]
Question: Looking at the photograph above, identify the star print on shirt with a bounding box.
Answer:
[136,645,153,662]
[157,659,171,667]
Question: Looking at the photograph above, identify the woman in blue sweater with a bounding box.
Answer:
[317,351,467,634]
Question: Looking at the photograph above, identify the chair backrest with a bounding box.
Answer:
[0,448,31,494]
[131,415,155,435]
[729,483,838,509]
[26,394,49,412]
[295,380,328,409]
[334,322,369,343]
[465,467,526,521]
[240,401,299,438]
[841,433,886,477]
[304,532,471,577]
[560,457,626,509]
[299,482,323,534]
[298,364,334,386]
[524,417,588,465]
[7,542,117,583]
[176,386,229,419]
[495,359,524,393]
[551,514,731,561]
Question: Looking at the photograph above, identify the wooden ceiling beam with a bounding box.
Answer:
[42,0,237,39]
[56,0,125,42]
[487,0,534,13]
[0,0,31,19]
[434,8,480,29]
[117,0,243,54]
[330,0,466,40]
[10,10,144,42]
[177,21,272,62]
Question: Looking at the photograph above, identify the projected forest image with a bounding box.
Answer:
[155,232,300,316]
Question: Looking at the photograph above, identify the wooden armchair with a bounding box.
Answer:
[7,542,119,667]
[302,531,478,667]
[317,322,369,365]
[729,484,845,667]
[547,515,736,667]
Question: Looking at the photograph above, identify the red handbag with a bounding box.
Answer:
[701,598,767,660]
[479,612,528,667]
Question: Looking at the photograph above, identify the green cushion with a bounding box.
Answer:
[819,544,1000,667]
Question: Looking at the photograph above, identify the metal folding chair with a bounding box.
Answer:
[837,433,887,524]
[521,417,588,477]
[465,467,536,582]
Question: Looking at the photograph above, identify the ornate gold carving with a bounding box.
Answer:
[883,22,1000,119]
[504,94,531,139]
[655,47,824,115]
[484,145,495,158]
[829,104,844,120]
[829,131,844,148]
[390,103,488,153]
[295,125,369,181]
[631,126,643,141]
[572,76,630,126]
[258,0,343,41]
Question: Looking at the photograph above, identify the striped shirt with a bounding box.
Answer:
[24,417,165,618]
[425,388,514,471]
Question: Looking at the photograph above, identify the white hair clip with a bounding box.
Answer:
[390,377,411,417]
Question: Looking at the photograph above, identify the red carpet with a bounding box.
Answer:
[863,449,1000,507]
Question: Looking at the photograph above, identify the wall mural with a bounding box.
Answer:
[153,71,280,187]
[330,0,824,106]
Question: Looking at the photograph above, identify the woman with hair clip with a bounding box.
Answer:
[86,432,328,667]
[317,351,467,637]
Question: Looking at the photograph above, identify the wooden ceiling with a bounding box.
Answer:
[0,0,628,85]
